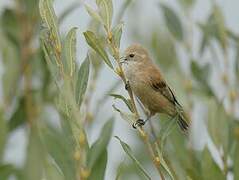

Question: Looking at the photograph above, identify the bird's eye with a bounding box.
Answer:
[129,54,135,58]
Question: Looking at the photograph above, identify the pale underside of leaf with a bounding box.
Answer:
[115,136,151,180]
[39,0,61,50]
[83,31,113,69]
[64,27,77,76]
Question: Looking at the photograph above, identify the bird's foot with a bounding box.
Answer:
[132,119,145,129]
[125,81,130,90]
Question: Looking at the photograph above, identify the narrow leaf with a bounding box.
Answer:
[236,43,239,81]
[0,34,20,104]
[39,0,61,51]
[110,93,133,112]
[201,147,225,180]
[112,23,123,48]
[207,100,229,153]
[44,159,64,180]
[85,4,103,24]
[75,56,90,106]
[160,3,184,41]
[8,98,27,132]
[0,109,7,159]
[112,105,136,124]
[115,136,151,180]
[211,5,228,51]
[178,0,195,9]
[40,125,76,180]
[87,118,114,169]
[115,160,126,180]
[63,27,77,77]
[83,31,113,69]
[98,0,113,30]
[190,60,213,95]
[88,149,108,180]
[24,129,45,180]
[154,144,175,180]
[159,118,177,150]
[234,142,239,179]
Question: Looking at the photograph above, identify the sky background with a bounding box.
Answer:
[0,0,239,179]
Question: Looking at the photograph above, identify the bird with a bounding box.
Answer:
[120,44,190,132]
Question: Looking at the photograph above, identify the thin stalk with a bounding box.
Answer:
[17,2,36,126]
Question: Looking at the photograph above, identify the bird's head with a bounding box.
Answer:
[120,44,150,65]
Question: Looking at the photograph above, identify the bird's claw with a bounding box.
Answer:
[125,81,130,90]
[132,119,145,129]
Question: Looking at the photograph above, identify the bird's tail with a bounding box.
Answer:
[175,106,190,133]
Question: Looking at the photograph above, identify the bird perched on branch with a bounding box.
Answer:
[121,44,190,132]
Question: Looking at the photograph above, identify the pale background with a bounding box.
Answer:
[0,0,239,179]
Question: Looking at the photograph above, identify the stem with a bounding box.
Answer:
[17,2,36,126]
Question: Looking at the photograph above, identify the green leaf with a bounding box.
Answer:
[40,33,61,81]
[0,109,7,160]
[40,125,76,180]
[178,0,195,9]
[85,4,104,24]
[210,4,228,51]
[115,160,126,180]
[0,164,16,179]
[201,147,225,180]
[1,9,20,45]
[87,118,114,169]
[191,61,209,83]
[83,31,113,69]
[190,60,213,95]
[112,105,136,124]
[198,4,228,53]
[207,100,230,153]
[198,23,210,55]
[112,23,123,48]
[97,0,113,30]
[151,30,177,69]
[75,56,90,106]
[235,43,239,82]
[154,144,175,180]
[0,33,20,104]
[63,27,77,77]
[160,3,184,41]
[234,141,239,179]
[44,159,64,180]
[110,93,133,112]
[115,136,151,180]
[159,117,177,150]
[8,98,27,132]
[39,0,61,51]
[24,129,45,180]
[23,0,39,17]
[88,149,108,180]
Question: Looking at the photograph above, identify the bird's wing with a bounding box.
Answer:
[148,67,181,107]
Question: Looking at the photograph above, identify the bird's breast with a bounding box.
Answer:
[123,63,175,115]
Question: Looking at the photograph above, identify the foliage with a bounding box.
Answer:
[0,0,238,179]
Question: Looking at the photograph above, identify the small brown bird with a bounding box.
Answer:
[121,44,190,132]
